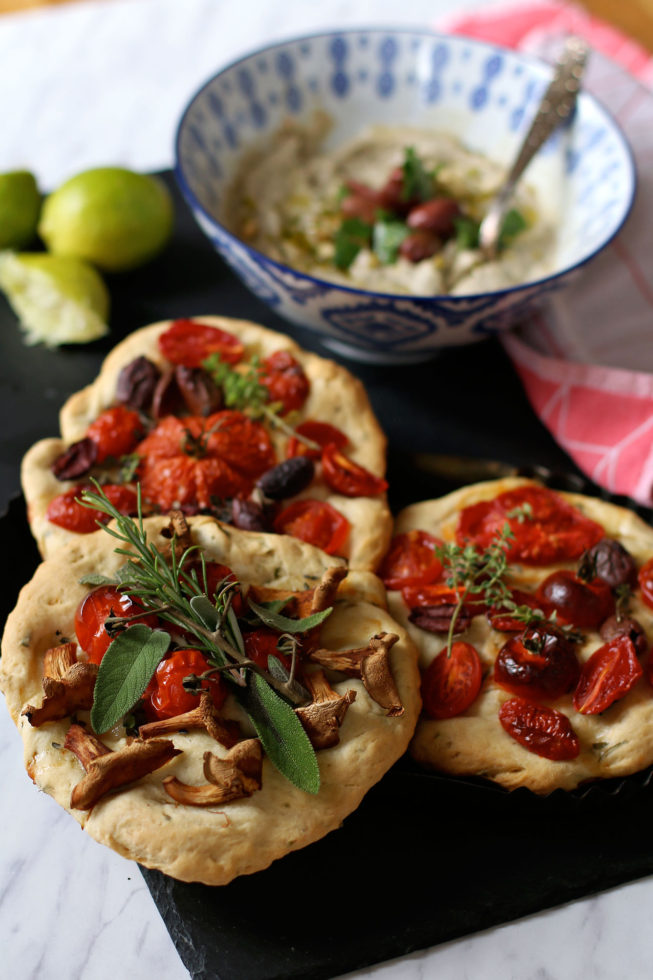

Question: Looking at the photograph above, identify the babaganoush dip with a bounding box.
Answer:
[224,113,557,296]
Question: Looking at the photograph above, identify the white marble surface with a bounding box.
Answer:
[1,1,652,978]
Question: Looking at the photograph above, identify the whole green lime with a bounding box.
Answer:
[38,167,174,272]
[0,171,41,249]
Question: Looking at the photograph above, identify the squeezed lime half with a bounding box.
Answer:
[0,171,41,249]
[0,251,109,346]
[38,167,174,272]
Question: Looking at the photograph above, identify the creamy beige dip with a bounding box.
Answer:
[224,114,557,296]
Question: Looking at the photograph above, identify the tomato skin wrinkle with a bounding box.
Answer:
[573,635,643,715]
[321,443,388,497]
[75,586,159,665]
[158,319,244,368]
[494,625,579,701]
[286,420,348,460]
[273,499,350,556]
[457,485,604,565]
[499,697,580,761]
[85,405,143,463]
[638,557,653,611]
[258,350,309,415]
[379,530,443,591]
[536,570,614,629]
[421,641,482,719]
[145,648,227,721]
[47,484,137,533]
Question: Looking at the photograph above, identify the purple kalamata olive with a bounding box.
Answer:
[579,538,638,589]
[115,356,161,413]
[599,614,648,658]
[175,366,222,416]
[399,230,441,263]
[51,437,98,481]
[256,457,315,500]
[406,198,461,238]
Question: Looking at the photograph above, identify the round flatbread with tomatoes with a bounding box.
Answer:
[0,510,420,885]
[379,477,653,794]
[21,316,391,569]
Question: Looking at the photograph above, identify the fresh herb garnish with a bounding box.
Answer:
[615,583,633,622]
[247,598,333,634]
[498,208,528,248]
[401,147,433,202]
[505,502,533,523]
[334,217,372,270]
[120,453,141,483]
[454,216,480,250]
[78,481,321,793]
[372,218,409,264]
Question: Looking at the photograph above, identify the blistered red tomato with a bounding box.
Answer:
[401,582,487,617]
[573,635,643,715]
[499,697,580,760]
[321,443,388,498]
[85,406,143,463]
[136,411,275,511]
[145,648,227,720]
[158,319,244,368]
[243,628,292,672]
[273,499,350,555]
[421,641,482,719]
[457,485,604,565]
[493,625,580,701]
[536,571,614,629]
[259,350,309,415]
[46,484,138,533]
[638,557,653,611]
[75,586,159,664]
[378,530,443,591]
[286,420,348,460]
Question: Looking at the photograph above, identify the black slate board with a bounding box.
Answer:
[2,173,653,980]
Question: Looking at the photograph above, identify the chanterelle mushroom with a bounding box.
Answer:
[163,738,262,806]
[308,632,404,716]
[139,692,240,747]
[64,723,180,810]
[296,669,356,749]
[22,643,98,727]
[159,509,192,561]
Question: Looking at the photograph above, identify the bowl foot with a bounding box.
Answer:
[321,338,437,365]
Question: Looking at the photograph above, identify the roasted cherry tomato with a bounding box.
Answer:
[158,319,244,368]
[499,697,580,760]
[494,624,580,701]
[258,350,309,415]
[321,443,388,498]
[378,530,443,591]
[85,405,143,463]
[137,411,275,511]
[401,582,487,616]
[243,628,293,672]
[421,641,482,719]
[457,485,604,565]
[536,570,614,629]
[286,420,348,460]
[573,635,643,714]
[273,499,350,556]
[75,586,159,665]
[638,557,653,611]
[145,648,227,721]
[487,589,552,632]
[46,484,138,533]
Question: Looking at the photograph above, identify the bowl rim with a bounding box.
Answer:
[173,26,637,304]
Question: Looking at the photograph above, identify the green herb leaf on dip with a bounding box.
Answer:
[499,208,528,248]
[401,147,433,202]
[334,217,372,270]
[90,624,171,733]
[454,216,481,251]
[240,672,320,793]
[373,218,409,264]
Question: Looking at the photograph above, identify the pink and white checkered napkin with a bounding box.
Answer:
[441,1,653,505]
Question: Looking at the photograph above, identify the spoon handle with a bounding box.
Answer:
[479,37,588,257]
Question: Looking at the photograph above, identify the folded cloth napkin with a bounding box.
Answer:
[442,1,653,506]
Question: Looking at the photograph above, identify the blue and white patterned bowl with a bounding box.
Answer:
[174,29,635,363]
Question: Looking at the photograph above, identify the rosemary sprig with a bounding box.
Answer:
[203,352,319,450]
[436,523,544,655]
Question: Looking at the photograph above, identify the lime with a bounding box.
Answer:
[0,251,109,346]
[0,171,41,249]
[38,167,174,272]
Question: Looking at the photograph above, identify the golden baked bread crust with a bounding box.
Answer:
[22,316,392,569]
[386,477,653,794]
[0,516,420,884]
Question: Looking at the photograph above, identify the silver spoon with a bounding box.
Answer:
[478,36,589,260]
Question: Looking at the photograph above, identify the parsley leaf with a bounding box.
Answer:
[334,217,372,270]
[498,208,528,248]
[372,218,409,264]
[401,147,433,202]
[454,216,480,250]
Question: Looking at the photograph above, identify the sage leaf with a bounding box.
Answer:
[240,673,320,794]
[79,573,116,587]
[190,594,221,631]
[90,625,170,734]
[248,598,333,634]
[267,655,310,703]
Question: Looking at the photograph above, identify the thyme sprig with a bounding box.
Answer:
[203,352,319,450]
[436,523,544,656]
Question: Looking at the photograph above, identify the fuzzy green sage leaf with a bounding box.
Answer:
[90,624,171,734]
[247,598,333,634]
[240,672,320,794]
[79,573,117,587]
